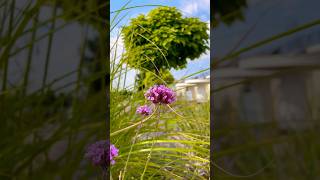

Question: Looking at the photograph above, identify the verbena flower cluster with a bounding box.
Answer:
[136,85,175,116]
[136,105,152,116]
[144,85,176,104]
[85,140,119,166]
[110,144,119,165]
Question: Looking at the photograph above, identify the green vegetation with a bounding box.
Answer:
[110,3,210,179]
[135,69,174,90]
[122,6,209,71]
[110,92,210,179]
[122,6,209,88]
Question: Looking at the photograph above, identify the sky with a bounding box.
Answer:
[110,0,210,88]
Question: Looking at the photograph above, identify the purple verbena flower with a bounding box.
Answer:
[85,140,119,166]
[110,144,119,165]
[144,85,176,104]
[136,105,152,116]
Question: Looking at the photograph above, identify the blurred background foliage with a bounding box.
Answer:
[213,0,247,26]
[0,0,108,178]
[213,0,320,179]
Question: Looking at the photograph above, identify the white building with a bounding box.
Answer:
[175,75,210,102]
[214,44,320,130]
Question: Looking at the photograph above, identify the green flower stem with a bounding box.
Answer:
[111,106,158,136]
[121,119,143,179]
[141,105,161,179]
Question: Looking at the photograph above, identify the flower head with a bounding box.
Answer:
[145,85,176,104]
[110,144,119,165]
[85,140,119,166]
[136,105,152,116]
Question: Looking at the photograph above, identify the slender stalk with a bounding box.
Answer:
[111,5,164,14]
[98,27,106,93]
[213,19,320,68]
[102,167,108,180]
[0,0,43,71]
[0,1,8,38]
[122,65,128,89]
[41,2,58,90]
[116,64,122,91]
[7,2,108,59]
[75,25,89,94]
[110,0,131,26]
[65,24,89,164]
[122,120,143,179]
[24,23,43,172]
[167,104,184,118]
[111,106,158,136]
[141,105,161,179]
[1,0,15,92]
[22,11,39,95]
[110,30,121,87]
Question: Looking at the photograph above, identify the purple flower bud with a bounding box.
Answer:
[136,105,152,116]
[110,144,119,165]
[85,140,119,166]
[145,85,176,104]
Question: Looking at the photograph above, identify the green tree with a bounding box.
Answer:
[122,6,209,73]
[135,69,175,90]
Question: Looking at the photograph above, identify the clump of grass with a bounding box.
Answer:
[110,89,210,179]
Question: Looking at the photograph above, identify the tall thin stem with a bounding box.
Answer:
[0,1,8,38]
[42,2,58,90]
[122,62,128,89]
[1,0,15,92]
[141,105,161,179]
[22,11,39,95]
[121,119,144,179]
[75,25,89,95]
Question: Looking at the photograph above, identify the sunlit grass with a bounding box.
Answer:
[110,1,210,179]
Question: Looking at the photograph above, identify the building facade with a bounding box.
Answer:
[175,76,210,102]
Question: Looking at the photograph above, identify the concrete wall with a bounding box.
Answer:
[214,70,320,130]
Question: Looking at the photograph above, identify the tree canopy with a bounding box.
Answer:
[122,6,209,72]
[135,69,175,90]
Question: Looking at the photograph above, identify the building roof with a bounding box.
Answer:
[214,68,273,79]
[214,44,320,80]
[240,53,320,69]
